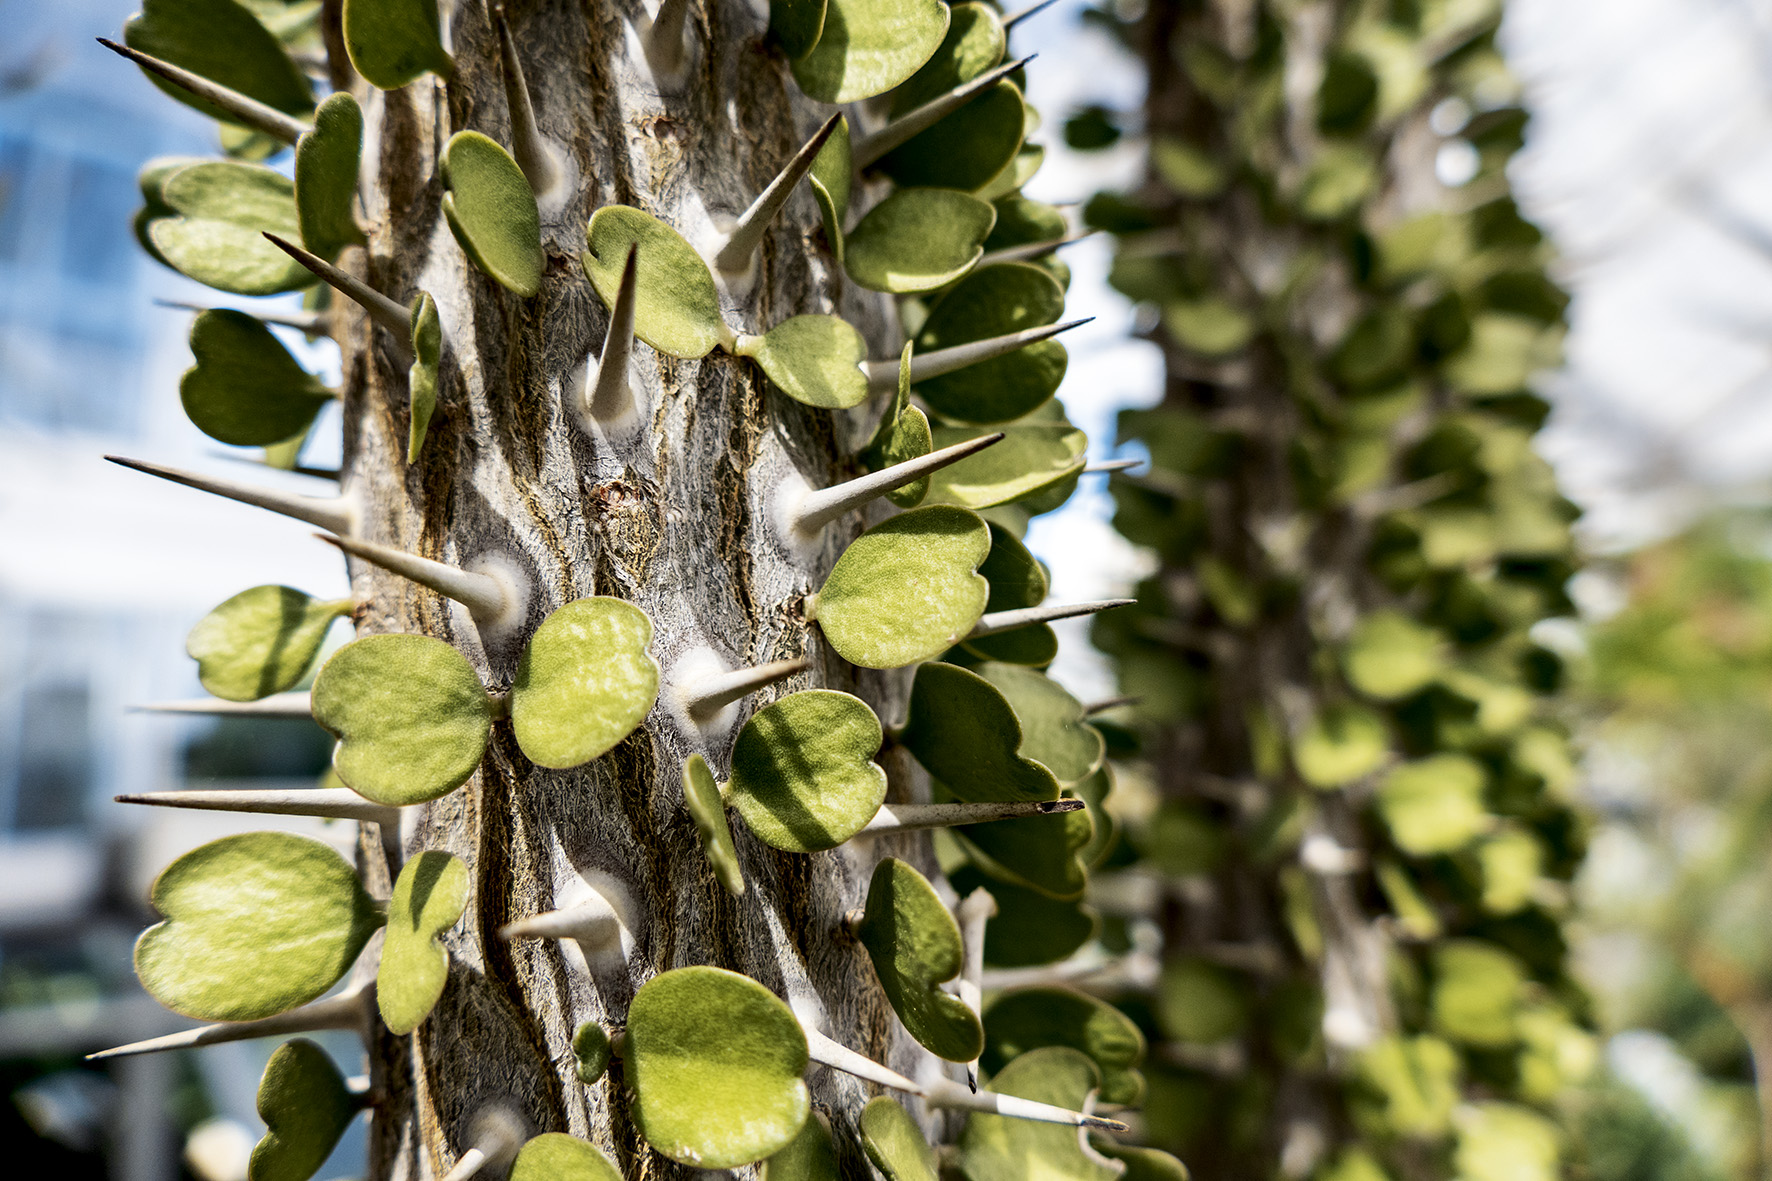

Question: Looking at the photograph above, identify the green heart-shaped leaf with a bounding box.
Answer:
[125,0,313,126]
[845,188,996,293]
[856,858,984,1062]
[877,81,1026,193]
[1378,754,1489,855]
[956,795,1091,900]
[180,310,333,446]
[135,832,382,1021]
[979,142,1045,202]
[949,864,1095,967]
[901,661,1059,803]
[376,850,467,1034]
[813,505,991,669]
[973,663,1103,785]
[862,344,934,509]
[341,0,454,90]
[1293,702,1388,788]
[187,585,352,702]
[312,634,493,805]
[509,1134,622,1181]
[957,1047,1118,1181]
[145,161,314,295]
[983,987,1146,1107]
[791,0,951,103]
[727,690,886,852]
[762,1111,840,1181]
[443,131,543,297]
[769,0,828,61]
[1431,940,1524,1046]
[1093,1143,1191,1181]
[983,195,1067,253]
[511,597,659,769]
[295,93,366,262]
[925,422,1087,509]
[915,263,1067,423]
[250,1039,356,1181]
[407,291,441,462]
[738,316,870,409]
[684,754,745,896]
[627,966,810,1169]
[889,2,1004,115]
[859,1097,938,1181]
[1344,610,1444,700]
[1156,957,1248,1043]
[574,1021,613,1083]
[584,206,726,358]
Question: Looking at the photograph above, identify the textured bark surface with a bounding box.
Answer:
[320,4,925,1177]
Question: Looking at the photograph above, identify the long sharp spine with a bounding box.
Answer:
[860,798,1084,835]
[318,534,522,635]
[1083,458,1141,475]
[584,246,639,422]
[680,657,809,721]
[645,0,692,80]
[862,319,1092,393]
[492,5,561,197]
[116,787,397,826]
[129,691,313,718]
[1002,0,1061,32]
[968,599,1138,639]
[977,231,1097,270]
[262,234,413,340]
[153,298,332,337]
[105,455,355,534]
[957,887,997,1093]
[789,434,1005,536]
[86,983,373,1061]
[97,38,310,144]
[852,57,1034,169]
[713,114,843,273]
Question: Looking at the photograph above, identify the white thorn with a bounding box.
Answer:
[86,982,373,1060]
[976,231,1097,270]
[97,38,310,144]
[129,691,313,718]
[584,245,638,423]
[786,434,1005,537]
[860,798,1083,835]
[862,320,1092,393]
[262,234,413,342]
[801,1022,1126,1130]
[106,455,356,535]
[968,599,1137,639]
[644,0,693,81]
[500,874,636,974]
[1002,0,1060,32]
[957,887,997,1094]
[852,57,1034,169]
[154,298,331,337]
[712,114,843,274]
[491,5,562,199]
[115,788,398,827]
[209,451,341,482]
[1083,458,1140,475]
[678,657,808,722]
[318,534,527,638]
[441,1107,528,1181]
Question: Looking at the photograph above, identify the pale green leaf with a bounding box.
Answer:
[511,597,659,770]
[295,93,366,261]
[187,585,352,702]
[791,0,951,103]
[857,858,984,1062]
[376,850,467,1034]
[443,131,543,297]
[341,0,453,89]
[845,188,995,293]
[583,205,725,358]
[684,754,745,896]
[738,315,870,409]
[728,690,886,852]
[181,309,332,446]
[249,1039,356,1181]
[135,832,382,1021]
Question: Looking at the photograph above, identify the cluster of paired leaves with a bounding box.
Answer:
[110,0,1176,1178]
[1070,2,1591,1179]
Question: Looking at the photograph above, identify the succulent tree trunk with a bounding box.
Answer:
[343,9,907,1177]
[1084,1,1588,1178]
[105,1,1165,1180]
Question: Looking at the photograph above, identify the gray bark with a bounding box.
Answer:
[325,3,925,1176]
